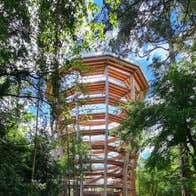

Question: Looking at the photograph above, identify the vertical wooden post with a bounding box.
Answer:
[129,158,137,196]
[76,99,83,196]
[131,77,136,102]
[123,151,130,196]
[75,97,79,140]
[128,74,137,196]
[104,65,109,196]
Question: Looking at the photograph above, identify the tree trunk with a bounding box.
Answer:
[178,144,191,196]
[129,158,137,196]
[31,96,40,181]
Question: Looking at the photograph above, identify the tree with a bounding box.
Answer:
[0,100,61,195]
[104,0,195,67]
[0,2,32,194]
[0,0,101,195]
[30,128,61,196]
[118,58,196,195]
[114,103,144,196]
[0,109,31,195]
[101,2,196,195]
[137,153,182,196]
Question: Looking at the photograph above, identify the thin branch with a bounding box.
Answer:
[1,93,49,105]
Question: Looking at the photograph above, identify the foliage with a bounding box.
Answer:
[118,58,196,195]
[0,110,31,195]
[136,146,196,196]
[1,0,195,195]
[31,129,61,196]
[0,0,100,195]
[0,106,61,195]
[114,102,145,157]
[148,59,195,165]
[59,134,91,195]
[120,58,195,162]
[102,0,195,69]
[136,154,182,196]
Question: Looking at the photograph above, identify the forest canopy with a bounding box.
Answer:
[0,0,195,195]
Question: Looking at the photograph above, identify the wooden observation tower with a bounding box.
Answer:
[47,55,148,196]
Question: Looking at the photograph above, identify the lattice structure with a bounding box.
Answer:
[47,55,148,196]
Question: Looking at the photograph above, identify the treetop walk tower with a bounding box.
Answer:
[47,54,148,196]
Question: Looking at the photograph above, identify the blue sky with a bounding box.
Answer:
[30,0,155,161]
[129,53,153,83]
[94,0,103,7]
[93,0,154,159]
[93,0,154,82]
